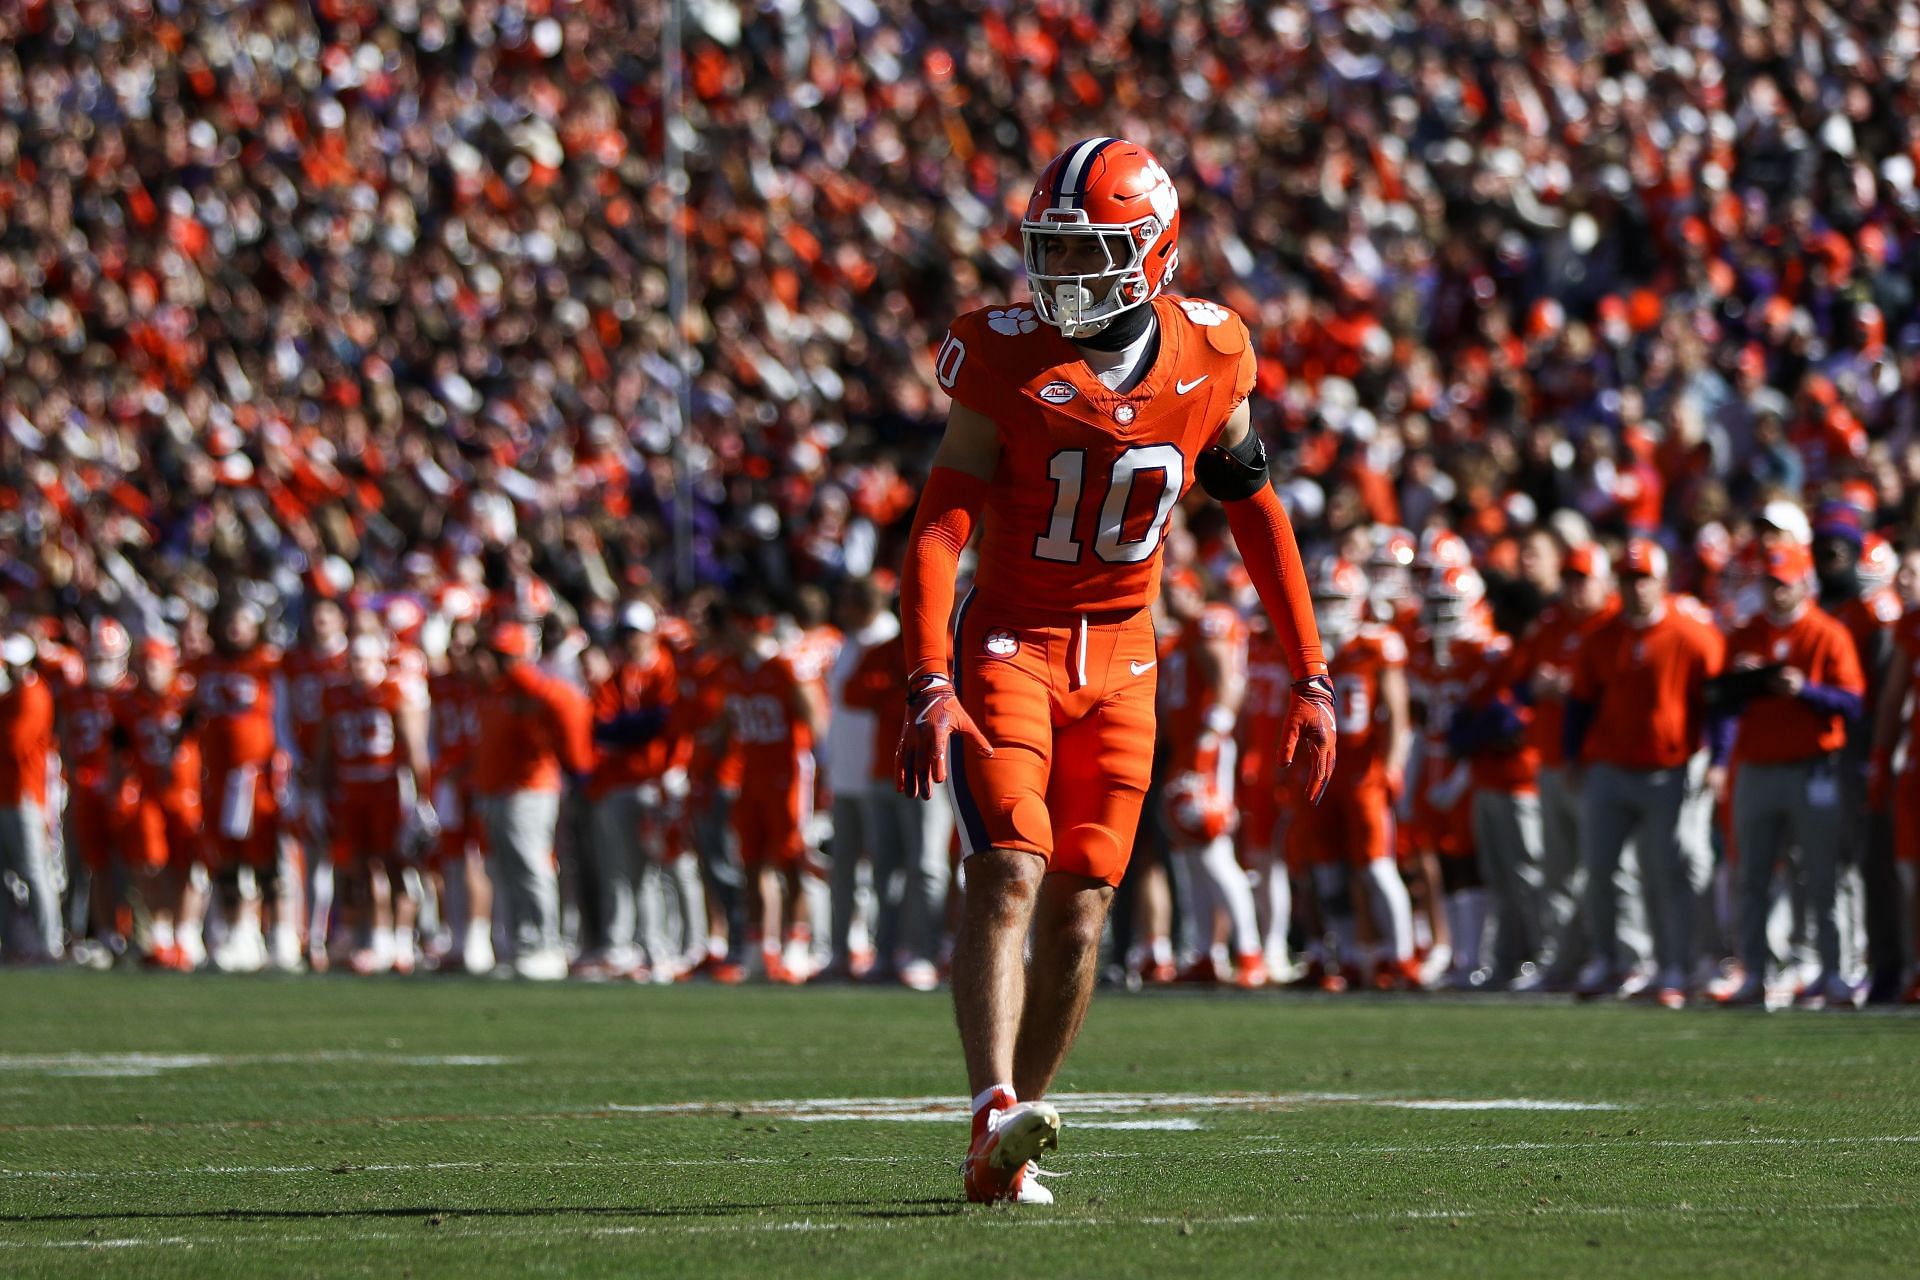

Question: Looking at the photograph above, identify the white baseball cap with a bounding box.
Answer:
[618,602,658,634]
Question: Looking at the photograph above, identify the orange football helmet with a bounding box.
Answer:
[1311,557,1370,653]
[1423,565,1486,640]
[1021,137,1181,338]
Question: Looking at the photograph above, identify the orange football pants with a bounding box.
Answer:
[950,595,1158,886]
[1289,777,1394,869]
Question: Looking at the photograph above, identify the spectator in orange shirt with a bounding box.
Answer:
[0,633,60,960]
[472,621,594,980]
[1720,541,1867,1009]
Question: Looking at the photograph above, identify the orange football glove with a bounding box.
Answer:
[1284,675,1337,805]
[897,672,994,801]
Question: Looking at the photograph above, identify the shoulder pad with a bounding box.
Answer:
[1168,296,1250,357]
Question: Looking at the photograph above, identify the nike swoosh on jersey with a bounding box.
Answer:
[1175,375,1208,394]
[1130,659,1156,676]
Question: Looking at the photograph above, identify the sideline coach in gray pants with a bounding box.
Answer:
[1719,541,1865,1009]
[1563,539,1722,1008]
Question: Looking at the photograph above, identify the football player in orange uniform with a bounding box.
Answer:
[113,637,203,970]
[1289,559,1417,989]
[194,600,299,972]
[428,619,495,975]
[896,138,1332,1204]
[719,596,828,982]
[1407,565,1494,987]
[1158,572,1265,987]
[282,598,349,965]
[314,634,434,975]
[1238,615,1301,981]
[60,618,138,962]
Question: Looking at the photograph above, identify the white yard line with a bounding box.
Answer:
[1247,1134,1920,1157]
[604,1090,1621,1122]
[0,1052,517,1078]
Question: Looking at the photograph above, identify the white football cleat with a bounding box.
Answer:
[513,948,569,981]
[1015,1162,1060,1204]
[963,1101,1061,1204]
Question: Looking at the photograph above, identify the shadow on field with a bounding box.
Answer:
[2,1198,966,1226]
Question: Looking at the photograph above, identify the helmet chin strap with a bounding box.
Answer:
[1052,278,1152,351]
[1069,291,1156,351]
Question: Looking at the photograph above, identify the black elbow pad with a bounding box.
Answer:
[1195,428,1270,501]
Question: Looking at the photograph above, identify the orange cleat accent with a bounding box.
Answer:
[962,1092,1060,1205]
[1175,956,1220,985]
[1233,952,1268,990]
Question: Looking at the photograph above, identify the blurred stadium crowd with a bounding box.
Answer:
[4,0,1920,1004]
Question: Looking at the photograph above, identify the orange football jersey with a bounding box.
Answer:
[429,670,482,775]
[1159,603,1247,773]
[116,678,201,797]
[1327,624,1408,790]
[680,647,745,792]
[589,647,681,795]
[323,677,424,783]
[937,293,1257,615]
[60,683,126,793]
[1510,596,1619,768]
[194,648,281,776]
[785,624,843,688]
[1237,624,1292,781]
[721,653,808,781]
[283,643,348,764]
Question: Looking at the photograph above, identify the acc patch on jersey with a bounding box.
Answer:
[1038,381,1076,404]
[984,629,1020,658]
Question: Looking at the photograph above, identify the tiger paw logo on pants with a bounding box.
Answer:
[987,307,1038,336]
[984,630,1020,657]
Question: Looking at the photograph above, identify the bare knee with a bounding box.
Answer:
[965,850,1044,932]
[1043,879,1113,956]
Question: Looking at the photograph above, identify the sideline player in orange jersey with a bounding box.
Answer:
[113,637,203,970]
[718,595,828,982]
[428,620,494,975]
[1157,572,1265,987]
[895,138,1333,1205]
[1289,559,1417,989]
[314,635,434,975]
[60,618,138,960]
[194,600,299,972]
[1237,613,1300,980]
[1407,564,1498,987]
[282,598,349,964]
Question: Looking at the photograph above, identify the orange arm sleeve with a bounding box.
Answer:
[901,466,989,678]
[1223,484,1327,680]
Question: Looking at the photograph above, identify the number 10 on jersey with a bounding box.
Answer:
[1034,444,1185,566]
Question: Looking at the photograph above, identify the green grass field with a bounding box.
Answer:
[0,975,1915,1278]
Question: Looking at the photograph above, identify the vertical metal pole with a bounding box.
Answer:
[663,0,695,595]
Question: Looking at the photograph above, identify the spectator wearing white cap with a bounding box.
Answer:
[583,601,695,980]
[0,633,61,959]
